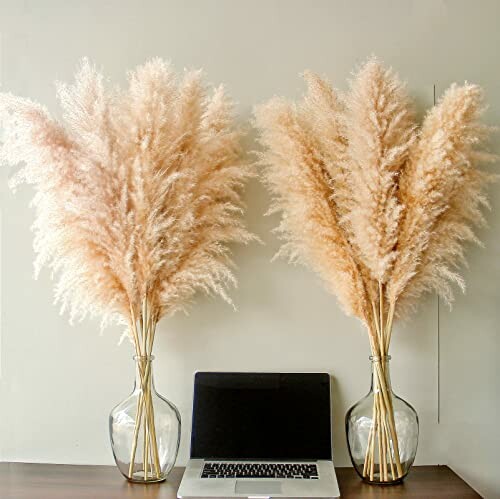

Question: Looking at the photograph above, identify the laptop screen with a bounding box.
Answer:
[190,372,332,460]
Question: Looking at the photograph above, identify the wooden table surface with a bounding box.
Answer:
[0,463,480,498]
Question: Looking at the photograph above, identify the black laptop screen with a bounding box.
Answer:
[190,372,332,460]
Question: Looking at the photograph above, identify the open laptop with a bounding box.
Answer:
[177,372,340,498]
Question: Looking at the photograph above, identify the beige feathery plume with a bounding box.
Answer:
[344,59,416,285]
[254,95,371,324]
[256,60,495,327]
[388,83,497,310]
[299,71,351,216]
[0,58,254,331]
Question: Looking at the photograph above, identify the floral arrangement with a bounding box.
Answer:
[0,58,253,480]
[254,58,496,482]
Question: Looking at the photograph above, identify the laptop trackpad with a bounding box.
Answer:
[235,480,282,495]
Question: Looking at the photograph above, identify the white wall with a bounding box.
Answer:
[0,1,498,497]
[438,79,500,499]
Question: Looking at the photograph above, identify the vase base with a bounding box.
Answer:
[126,477,167,484]
[360,476,405,486]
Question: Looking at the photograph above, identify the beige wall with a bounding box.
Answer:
[0,1,498,497]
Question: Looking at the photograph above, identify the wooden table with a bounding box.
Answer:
[0,463,480,498]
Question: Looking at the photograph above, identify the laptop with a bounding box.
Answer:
[177,372,340,498]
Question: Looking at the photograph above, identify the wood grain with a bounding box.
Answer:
[0,463,480,498]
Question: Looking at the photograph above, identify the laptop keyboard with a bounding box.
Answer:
[201,462,319,479]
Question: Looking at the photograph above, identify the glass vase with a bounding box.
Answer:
[345,355,418,484]
[109,355,181,483]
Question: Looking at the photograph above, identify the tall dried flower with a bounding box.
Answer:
[344,60,416,285]
[254,58,496,482]
[0,58,254,479]
[0,58,253,330]
[388,83,497,311]
[254,92,371,324]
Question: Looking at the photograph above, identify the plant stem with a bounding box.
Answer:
[374,361,403,478]
[382,412,396,480]
[362,291,403,483]
[363,421,374,477]
[376,396,382,479]
[127,296,162,481]
[379,281,384,352]
[143,406,149,480]
[128,392,144,478]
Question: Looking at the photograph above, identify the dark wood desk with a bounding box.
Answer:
[0,463,480,498]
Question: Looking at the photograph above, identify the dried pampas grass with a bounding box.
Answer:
[254,57,496,482]
[0,58,254,480]
[0,58,253,333]
[255,57,495,335]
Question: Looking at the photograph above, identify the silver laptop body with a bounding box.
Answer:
[177,372,340,499]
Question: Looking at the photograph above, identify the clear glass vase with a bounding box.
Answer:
[345,355,418,484]
[109,355,181,483]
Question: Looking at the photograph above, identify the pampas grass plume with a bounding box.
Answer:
[0,58,254,337]
[255,57,496,331]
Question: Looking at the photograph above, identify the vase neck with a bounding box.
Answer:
[370,355,393,394]
[133,355,155,392]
